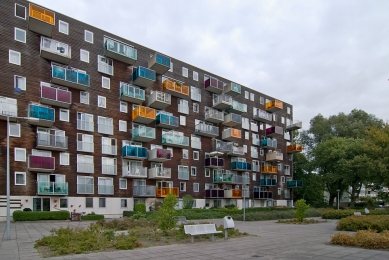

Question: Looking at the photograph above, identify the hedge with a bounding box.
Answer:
[336,215,389,232]
[321,209,361,219]
[13,210,70,221]
[81,214,104,220]
[232,209,322,221]
[123,211,153,218]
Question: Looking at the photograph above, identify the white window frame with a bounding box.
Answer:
[14,148,26,162]
[84,30,93,43]
[205,168,211,177]
[180,115,186,126]
[121,198,128,208]
[14,28,26,43]
[191,166,197,176]
[14,75,26,91]
[80,49,89,63]
[119,120,127,132]
[97,96,106,108]
[193,71,198,81]
[169,62,173,72]
[180,182,186,191]
[193,183,199,192]
[193,151,199,160]
[119,178,127,189]
[182,149,188,159]
[102,76,110,89]
[59,20,69,35]
[281,116,285,124]
[182,67,188,77]
[245,91,249,99]
[60,152,70,165]
[250,93,255,101]
[9,123,20,137]
[120,101,128,113]
[245,131,249,140]
[59,109,69,122]
[193,103,199,113]
[15,3,26,19]
[287,107,291,114]
[9,50,21,65]
[80,91,89,104]
[15,172,26,185]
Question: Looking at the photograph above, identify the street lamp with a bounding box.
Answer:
[337,189,340,210]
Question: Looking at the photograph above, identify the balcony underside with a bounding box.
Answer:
[120,95,144,105]
[40,97,71,108]
[28,118,54,127]
[40,50,70,65]
[51,77,88,91]
[28,17,53,37]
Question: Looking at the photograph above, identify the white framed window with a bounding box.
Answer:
[245,91,249,99]
[80,91,89,104]
[9,123,20,137]
[260,149,264,156]
[14,148,26,162]
[15,4,26,19]
[273,114,277,121]
[99,198,106,208]
[193,183,199,192]
[278,163,283,171]
[245,131,249,140]
[178,99,189,114]
[205,168,210,177]
[102,157,117,175]
[281,117,285,124]
[80,49,89,63]
[193,103,199,113]
[98,96,106,108]
[77,154,94,173]
[167,147,173,157]
[191,166,197,176]
[121,199,127,208]
[119,178,127,189]
[14,75,26,91]
[191,134,201,150]
[60,198,68,208]
[287,107,291,114]
[59,109,69,122]
[15,172,26,185]
[193,71,198,81]
[119,120,127,132]
[14,28,26,43]
[169,62,173,72]
[182,67,188,77]
[260,97,264,104]
[191,86,201,102]
[193,151,199,160]
[120,101,128,113]
[59,20,69,35]
[182,149,188,159]
[250,93,255,101]
[243,145,247,153]
[9,50,21,65]
[180,182,186,191]
[84,30,93,43]
[98,116,113,135]
[252,173,257,181]
[102,76,110,89]
[60,152,69,165]
[180,115,186,126]
[281,176,285,183]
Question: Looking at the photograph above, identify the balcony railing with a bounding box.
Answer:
[148,148,171,162]
[262,138,277,149]
[40,37,71,64]
[178,104,189,114]
[104,38,137,65]
[223,113,241,127]
[102,144,117,155]
[266,151,283,162]
[37,182,68,195]
[132,126,156,142]
[204,77,224,93]
[102,164,117,175]
[205,189,225,198]
[224,189,242,198]
[287,144,303,153]
[28,155,55,172]
[51,64,90,90]
[156,187,179,197]
[40,85,71,108]
[122,166,147,178]
[178,170,189,180]
[205,158,224,168]
[132,106,156,124]
[147,91,171,109]
[213,94,232,110]
[77,163,94,173]
[162,79,189,99]
[286,120,302,131]
[28,3,55,37]
[231,161,252,171]
[213,173,233,183]
[254,191,272,199]
[266,100,283,112]
[261,166,277,174]
[77,120,94,132]
[287,180,303,188]
[148,167,172,179]
[195,123,219,137]
[132,66,156,88]
[77,184,94,194]
[260,179,277,186]
[162,132,189,147]
[98,185,114,195]
[266,126,284,137]
[120,83,145,104]
[77,141,94,153]
[37,133,68,151]
[205,108,224,123]
[214,141,244,156]
[225,82,241,96]
[228,100,247,114]
[232,175,250,184]
[222,128,241,141]
[133,185,156,197]
[28,104,54,127]
[148,52,170,74]
[98,123,113,135]
[122,146,147,160]
[0,98,17,119]
[156,114,179,129]
[253,109,272,123]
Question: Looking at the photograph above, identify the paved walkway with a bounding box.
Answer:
[1,218,389,260]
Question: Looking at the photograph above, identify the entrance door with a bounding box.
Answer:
[33,198,50,211]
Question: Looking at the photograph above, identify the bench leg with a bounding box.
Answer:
[191,235,194,244]
[211,234,214,242]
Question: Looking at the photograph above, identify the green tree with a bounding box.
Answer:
[157,194,178,234]
[182,194,194,209]
[294,199,310,222]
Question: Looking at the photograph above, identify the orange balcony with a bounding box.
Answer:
[287,144,302,153]
[265,100,283,112]
[132,106,156,124]
[222,128,241,142]
[224,189,242,198]
[156,187,179,198]
[162,79,189,99]
[261,166,277,174]
[28,3,55,37]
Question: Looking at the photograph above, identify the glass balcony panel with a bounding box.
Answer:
[287,144,303,153]
[195,123,219,136]
[204,77,224,93]
[77,120,94,132]
[0,98,17,118]
[98,185,114,195]
[287,180,303,188]
[162,79,189,97]
[77,141,94,152]
[122,146,147,159]
[102,164,117,175]
[122,166,147,178]
[37,133,68,149]
[77,162,94,173]
[29,104,55,121]
[260,179,277,186]
[156,53,170,67]
[231,100,247,113]
[41,37,71,58]
[120,83,145,101]
[132,67,156,87]
[77,184,94,194]
[102,144,117,155]
[51,64,90,88]
[132,126,156,140]
[262,138,277,148]
[178,170,189,180]
[98,123,113,135]
[162,132,189,146]
[105,39,137,61]
[156,114,179,128]
[37,181,68,195]
[156,187,179,197]
[133,185,156,196]
[231,162,252,171]
[41,85,72,106]
[266,100,283,111]
[266,126,284,136]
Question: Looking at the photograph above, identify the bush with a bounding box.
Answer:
[81,214,104,220]
[331,230,389,249]
[336,215,389,232]
[183,194,194,209]
[134,203,146,213]
[294,199,309,222]
[13,210,70,221]
[232,209,322,221]
[321,209,361,219]
[157,194,178,233]
[123,211,154,218]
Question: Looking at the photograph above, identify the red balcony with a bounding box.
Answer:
[40,85,71,108]
[28,155,55,172]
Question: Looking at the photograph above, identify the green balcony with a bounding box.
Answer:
[104,38,137,65]
[37,181,68,195]
[120,83,145,104]
[162,132,189,147]
[132,126,156,142]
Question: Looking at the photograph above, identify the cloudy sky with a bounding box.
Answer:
[32,0,389,129]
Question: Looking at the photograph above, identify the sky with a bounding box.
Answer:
[31,0,389,129]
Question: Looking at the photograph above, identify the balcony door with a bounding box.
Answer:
[33,197,50,211]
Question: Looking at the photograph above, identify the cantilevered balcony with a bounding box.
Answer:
[51,64,90,90]
[287,144,303,153]
[132,126,156,142]
[28,3,55,37]
[286,120,302,131]
[133,185,156,197]
[223,113,241,127]
[28,104,54,127]
[148,52,170,74]
[162,79,189,99]
[104,38,137,65]
[36,133,68,151]
[213,94,232,110]
[132,106,156,124]
[213,173,232,183]
[224,189,242,198]
[261,166,277,174]
[227,100,247,114]
[204,77,223,94]
[266,126,284,137]
[98,185,114,195]
[120,83,145,104]
[147,91,171,110]
[132,67,156,88]
[254,191,272,199]
[0,97,17,121]
[40,37,71,64]
[156,114,179,129]
[205,189,225,198]
[213,140,244,156]
[195,123,219,137]
[231,161,252,171]
[222,128,241,142]
[37,182,68,195]
[224,82,241,97]
[233,175,250,184]
[260,179,276,186]
[156,187,179,198]
[253,108,272,123]
[122,146,147,160]
[287,180,303,188]
[148,167,171,179]
[122,165,147,178]
[266,100,283,112]
[266,151,283,162]
[205,107,224,123]
[148,148,171,162]
[227,145,245,156]
[262,138,277,149]
[28,155,55,172]
[40,85,71,108]
[205,157,224,168]
[162,132,189,147]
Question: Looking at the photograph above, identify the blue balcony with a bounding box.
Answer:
[287,180,303,188]
[120,83,145,104]
[262,138,277,149]
[132,66,156,88]
[122,146,147,160]
[260,179,277,186]
[148,52,171,74]
[132,126,156,142]
[231,161,252,171]
[156,114,179,129]
[104,38,137,65]
[51,64,90,90]
[28,104,55,127]
[227,100,247,114]
[162,132,189,147]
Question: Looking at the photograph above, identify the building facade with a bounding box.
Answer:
[0,0,302,219]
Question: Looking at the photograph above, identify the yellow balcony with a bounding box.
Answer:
[28,3,55,37]
[162,79,189,99]
[224,189,242,198]
[287,144,302,153]
[265,100,283,112]
[132,106,156,124]
[261,166,277,174]
[156,187,179,197]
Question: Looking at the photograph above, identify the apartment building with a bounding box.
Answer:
[0,0,302,219]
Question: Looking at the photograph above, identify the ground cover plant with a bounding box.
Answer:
[331,230,389,249]
[277,218,327,224]
[13,210,70,221]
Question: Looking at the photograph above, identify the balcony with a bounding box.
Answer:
[77,141,94,153]
[213,173,232,183]
[266,151,283,162]
[162,79,189,99]
[233,175,250,184]
[204,77,223,94]
[195,123,219,137]
[222,128,241,142]
[148,167,171,179]
[227,100,247,114]
[205,107,224,123]
[122,166,147,178]
[132,106,156,124]
[205,158,224,168]
[40,37,71,64]
[214,140,244,156]
[28,3,55,37]
[286,120,302,131]
[28,104,54,127]
[162,132,189,147]
[36,133,68,151]
[228,145,245,156]
[266,100,283,112]
[40,85,71,108]
[266,126,284,137]
[98,185,114,195]
[132,67,156,88]
[148,148,171,162]
[213,94,232,110]
[122,146,147,160]
[148,52,170,74]
[287,144,303,153]
[287,180,303,188]
[104,38,137,65]
[0,97,17,121]
[120,83,145,104]
[156,114,179,129]
[102,164,117,175]
[231,161,252,171]
[253,109,272,123]
[147,91,171,110]
[223,113,241,127]
[132,126,156,142]
[254,191,272,199]
[51,64,90,90]
[77,183,93,194]
[260,179,277,186]
[28,155,55,172]
[156,187,179,198]
[37,182,68,195]
[262,138,277,149]
[224,82,241,97]
[133,185,156,197]
[224,189,242,198]
[261,166,277,174]
[178,104,189,114]
[205,189,225,198]
[102,144,117,156]
[77,162,94,174]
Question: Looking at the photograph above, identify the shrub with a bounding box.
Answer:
[294,199,309,222]
[331,230,389,249]
[321,209,361,219]
[336,215,389,232]
[183,194,194,209]
[13,210,70,221]
[81,214,104,220]
[157,194,178,233]
[134,203,146,213]
[232,209,322,221]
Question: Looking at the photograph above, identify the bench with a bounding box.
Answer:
[354,212,364,216]
[184,224,222,244]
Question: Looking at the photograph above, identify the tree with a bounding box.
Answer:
[157,194,178,234]
[182,194,194,209]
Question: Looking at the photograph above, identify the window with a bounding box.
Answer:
[77,154,94,173]
[102,157,117,175]
[193,103,199,113]
[14,28,26,43]
[98,116,113,135]
[281,116,285,124]
[99,198,106,208]
[59,20,69,34]
[180,115,186,126]
[59,109,69,122]
[182,67,188,77]
[14,75,26,91]
[245,91,249,99]
[205,168,210,177]
[193,71,198,81]
[281,176,285,183]
[167,147,173,157]
[80,49,89,63]
[273,114,277,121]
[242,117,250,130]
[278,163,283,171]
[9,123,20,137]
[119,178,127,189]
[14,148,26,162]
[9,50,21,65]
[182,149,188,159]
[77,112,94,132]
[169,62,173,72]
[102,76,110,89]
[250,93,255,101]
[178,99,189,114]
[120,101,128,113]
[191,167,197,176]
[80,91,89,104]
[84,30,93,43]
[15,4,26,19]
[60,153,69,165]
[260,149,264,156]
[252,173,257,181]
[193,151,199,160]
[180,182,186,191]
[121,199,127,208]
[119,120,127,132]
[98,96,106,108]
[77,176,94,194]
[86,198,93,208]
[278,188,281,196]
[260,97,264,104]
[243,145,247,153]
[287,107,291,114]
[245,131,249,140]
[60,198,68,208]
[193,183,199,192]
[191,86,201,102]
[15,172,26,185]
